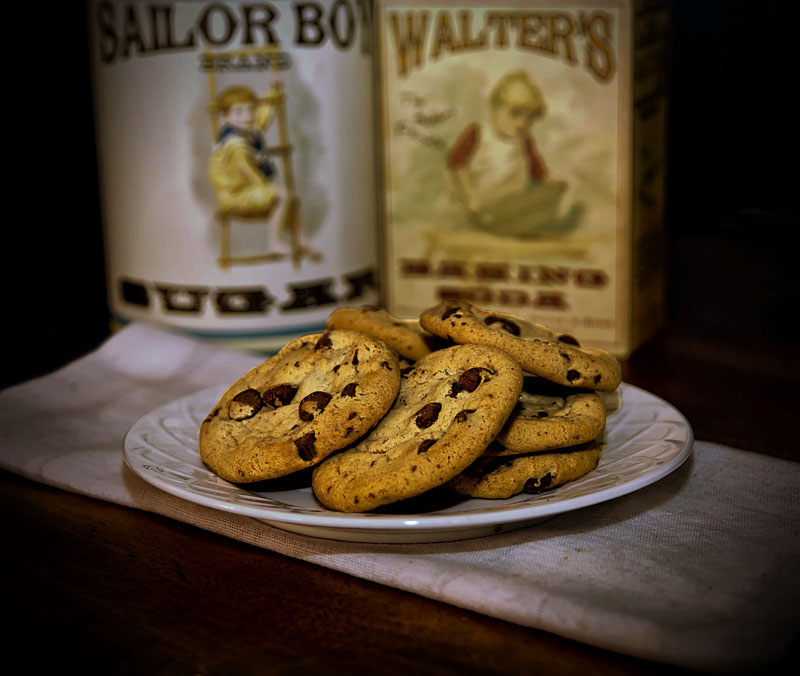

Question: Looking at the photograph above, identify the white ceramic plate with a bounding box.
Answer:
[123,383,692,543]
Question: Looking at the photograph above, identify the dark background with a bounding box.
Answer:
[3,0,797,389]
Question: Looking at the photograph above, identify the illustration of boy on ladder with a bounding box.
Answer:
[206,47,319,268]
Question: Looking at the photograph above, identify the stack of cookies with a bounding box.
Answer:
[199,301,621,513]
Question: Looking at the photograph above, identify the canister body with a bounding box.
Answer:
[90,0,378,352]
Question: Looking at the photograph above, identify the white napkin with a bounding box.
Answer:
[1,322,797,673]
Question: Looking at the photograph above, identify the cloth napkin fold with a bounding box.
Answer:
[1,322,797,673]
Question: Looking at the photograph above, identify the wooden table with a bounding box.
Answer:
[2,323,797,675]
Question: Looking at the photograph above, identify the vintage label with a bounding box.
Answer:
[377,1,654,354]
[90,0,378,352]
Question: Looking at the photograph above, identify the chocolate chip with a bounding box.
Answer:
[294,432,317,460]
[347,411,357,420]
[314,333,332,350]
[442,306,461,320]
[484,315,520,336]
[351,349,359,365]
[523,478,542,493]
[566,369,581,382]
[594,374,602,384]
[233,389,261,408]
[446,382,462,398]
[454,408,476,422]
[523,472,553,494]
[332,364,341,373]
[228,388,263,420]
[417,439,436,454]
[341,383,358,398]
[262,384,298,408]
[458,367,484,392]
[298,391,333,421]
[557,334,580,346]
[345,426,354,435]
[414,402,442,428]
[381,360,392,370]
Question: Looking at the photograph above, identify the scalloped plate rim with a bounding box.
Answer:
[122,383,693,539]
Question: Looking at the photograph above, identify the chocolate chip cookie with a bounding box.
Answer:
[325,305,448,362]
[199,330,401,483]
[492,377,607,454]
[419,301,621,391]
[311,343,523,512]
[450,440,602,499]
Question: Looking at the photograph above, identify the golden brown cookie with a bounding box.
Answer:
[492,377,606,454]
[419,301,621,391]
[325,305,448,362]
[450,440,602,499]
[311,343,523,512]
[199,330,400,483]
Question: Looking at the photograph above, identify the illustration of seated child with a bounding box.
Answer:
[448,70,548,216]
[209,82,281,219]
